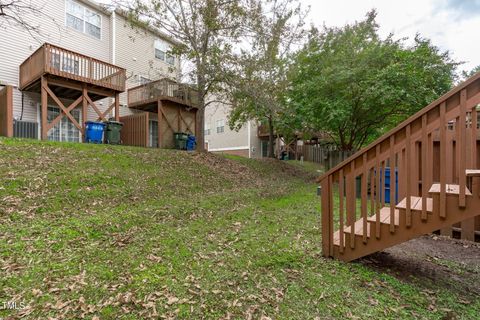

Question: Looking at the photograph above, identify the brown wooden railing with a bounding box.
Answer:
[19,43,126,92]
[128,78,199,108]
[319,72,480,257]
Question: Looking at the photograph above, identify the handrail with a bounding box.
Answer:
[127,78,199,107]
[318,70,480,183]
[320,71,480,258]
[19,43,126,92]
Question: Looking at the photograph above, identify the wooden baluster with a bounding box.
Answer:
[421,114,428,220]
[440,102,447,218]
[348,161,356,249]
[339,169,345,253]
[390,135,396,232]
[406,124,412,227]
[320,176,332,257]
[328,175,334,255]
[362,153,368,243]
[381,160,386,209]
[459,89,467,207]
[370,166,374,217]
[375,145,381,238]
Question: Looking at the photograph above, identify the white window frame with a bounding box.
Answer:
[204,123,211,136]
[216,119,225,134]
[154,39,176,66]
[65,0,102,40]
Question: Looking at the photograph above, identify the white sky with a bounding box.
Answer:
[301,0,480,73]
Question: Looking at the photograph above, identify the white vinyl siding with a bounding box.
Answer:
[66,0,101,39]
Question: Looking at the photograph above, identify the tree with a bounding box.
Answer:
[0,0,59,40]
[461,65,480,81]
[116,0,251,151]
[288,10,459,151]
[227,0,306,158]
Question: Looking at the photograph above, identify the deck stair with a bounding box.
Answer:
[319,72,480,262]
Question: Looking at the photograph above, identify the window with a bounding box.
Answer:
[204,124,211,136]
[139,76,151,85]
[66,0,101,39]
[154,39,176,65]
[149,120,158,147]
[47,106,81,142]
[216,119,225,134]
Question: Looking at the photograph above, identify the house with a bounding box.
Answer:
[0,0,197,145]
[204,101,270,158]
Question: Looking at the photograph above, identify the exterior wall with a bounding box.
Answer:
[204,100,263,158]
[0,0,181,138]
[114,13,181,117]
[0,0,112,123]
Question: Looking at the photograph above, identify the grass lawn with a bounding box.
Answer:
[0,138,478,319]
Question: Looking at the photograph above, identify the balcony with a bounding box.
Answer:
[128,78,198,111]
[19,43,126,98]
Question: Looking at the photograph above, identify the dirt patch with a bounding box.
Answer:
[359,235,480,297]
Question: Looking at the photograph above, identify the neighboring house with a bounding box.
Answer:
[204,101,266,158]
[0,0,182,142]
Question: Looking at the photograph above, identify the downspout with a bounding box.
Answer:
[111,10,117,119]
[111,11,116,64]
[247,120,251,158]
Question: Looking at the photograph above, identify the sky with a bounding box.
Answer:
[301,0,480,73]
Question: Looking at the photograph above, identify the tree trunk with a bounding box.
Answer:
[268,116,275,158]
[195,71,206,152]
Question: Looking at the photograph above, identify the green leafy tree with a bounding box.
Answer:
[288,10,459,151]
[461,65,480,81]
[227,0,306,158]
[117,0,250,151]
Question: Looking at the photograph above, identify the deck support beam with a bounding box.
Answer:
[114,93,120,122]
[40,77,48,140]
[157,100,163,148]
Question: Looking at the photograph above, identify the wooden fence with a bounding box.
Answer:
[297,144,355,169]
[0,85,13,137]
[120,113,149,147]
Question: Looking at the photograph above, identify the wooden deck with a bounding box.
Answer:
[19,43,126,100]
[128,78,198,111]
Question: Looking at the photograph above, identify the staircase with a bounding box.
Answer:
[319,72,480,262]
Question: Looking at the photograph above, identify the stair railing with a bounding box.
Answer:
[319,72,480,258]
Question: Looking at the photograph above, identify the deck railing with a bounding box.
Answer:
[319,72,480,257]
[19,43,126,92]
[127,78,199,107]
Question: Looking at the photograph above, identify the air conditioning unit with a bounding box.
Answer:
[13,120,38,139]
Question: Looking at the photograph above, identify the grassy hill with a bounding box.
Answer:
[0,138,478,319]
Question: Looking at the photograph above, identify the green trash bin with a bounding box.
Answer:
[174,132,188,150]
[104,121,123,145]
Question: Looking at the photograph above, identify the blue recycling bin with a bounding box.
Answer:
[186,135,196,151]
[85,121,106,144]
[383,167,398,204]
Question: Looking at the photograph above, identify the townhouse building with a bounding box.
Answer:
[0,0,196,146]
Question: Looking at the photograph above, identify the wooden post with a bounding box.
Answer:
[459,89,467,207]
[114,93,120,121]
[321,178,331,257]
[339,169,345,253]
[82,85,88,142]
[40,77,48,140]
[157,100,162,148]
[0,85,14,137]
